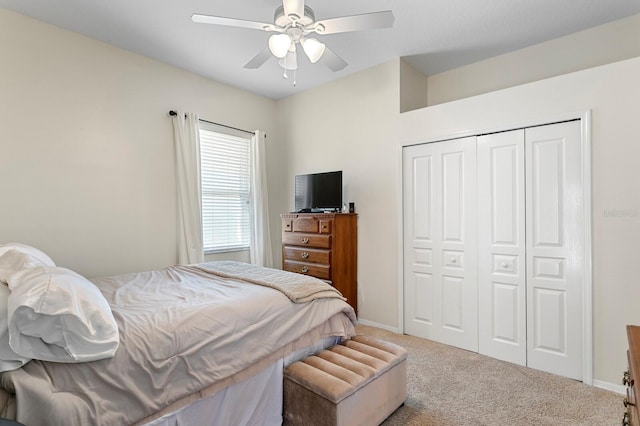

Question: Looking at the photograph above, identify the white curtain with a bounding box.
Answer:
[249,130,273,267]
[171,111,204,265]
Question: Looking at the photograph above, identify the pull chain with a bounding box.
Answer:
[283,53,288,79]
[279,46,296,86]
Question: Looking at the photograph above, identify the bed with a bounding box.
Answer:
[0,244,357,426]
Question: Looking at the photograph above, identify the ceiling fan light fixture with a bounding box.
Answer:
[268,34,292,58]
[278,49,298,70]
[301,37,325,63]
[193,1,394,77]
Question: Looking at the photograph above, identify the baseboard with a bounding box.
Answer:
[593,379,626,395]
[356,318,400,334]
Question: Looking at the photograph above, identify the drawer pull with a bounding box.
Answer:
[301,252,309,259]
[301,237,309,244]
[624,397,635,408]
[301,266,309,273]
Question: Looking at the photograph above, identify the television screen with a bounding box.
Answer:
[295,171,342,212]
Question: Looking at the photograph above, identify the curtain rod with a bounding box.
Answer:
[168,110,255,136]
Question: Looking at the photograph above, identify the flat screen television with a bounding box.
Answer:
[294,171,343,213]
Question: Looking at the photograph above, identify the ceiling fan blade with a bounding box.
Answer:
[283,0,305,20]
[192,14,276,32]
[321,47,347,72]
[313,11,394,35]
[244,47,273,69]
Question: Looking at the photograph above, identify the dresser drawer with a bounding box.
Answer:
[292,217,319,233]
[627,326,640,426]
[283,260,331,280]
[319,219,332,234]
[289,217,334,234]
[628,351,638,425]
[283,247,330,264]
[282,218,293,232]
[282,233,331,249]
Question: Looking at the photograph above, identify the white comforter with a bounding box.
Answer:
[0,262,357,426]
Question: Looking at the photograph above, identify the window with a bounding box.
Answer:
[199,121,251,253]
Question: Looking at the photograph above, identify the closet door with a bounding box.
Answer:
[477,130,527,365]
[525,120,583,380]
[404,119,586,380]
[403,137,478,351]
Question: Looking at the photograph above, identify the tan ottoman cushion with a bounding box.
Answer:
[284,335,408,426]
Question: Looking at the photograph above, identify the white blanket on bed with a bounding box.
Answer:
[197,260,346,303]
[0,262,356,426]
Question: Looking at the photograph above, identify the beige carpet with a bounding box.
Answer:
[354,325,624,426]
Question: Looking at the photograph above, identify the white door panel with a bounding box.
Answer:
[477,130,527,365]
[491,282,519,343]
[442,151,465,243]
[526,121,583,380]
[403,138,477,351]
[442,275,464,329]
[413,272,434,323]
[403,150,436,338]
[412,156,433,240]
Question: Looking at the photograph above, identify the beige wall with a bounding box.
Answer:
[399,56,640,386]
[399,59,428,113]
[426,13,640,105]
[0,8,276,278]
[275,60,401,327]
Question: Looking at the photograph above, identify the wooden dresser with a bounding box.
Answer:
[281,213,357,314]
[624,325,640,425]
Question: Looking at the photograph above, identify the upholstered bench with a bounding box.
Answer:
[283,335,408,426]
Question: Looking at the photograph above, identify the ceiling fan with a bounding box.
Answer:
[192,0,394,82]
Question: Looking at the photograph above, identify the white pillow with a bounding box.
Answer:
[7,266,120,363]
[0,284,31,372]
[0,243,55,268]
[0,250,49,284]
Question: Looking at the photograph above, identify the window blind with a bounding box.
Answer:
[199,122,251,253]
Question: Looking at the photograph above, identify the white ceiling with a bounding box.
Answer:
[2,0,640,100]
